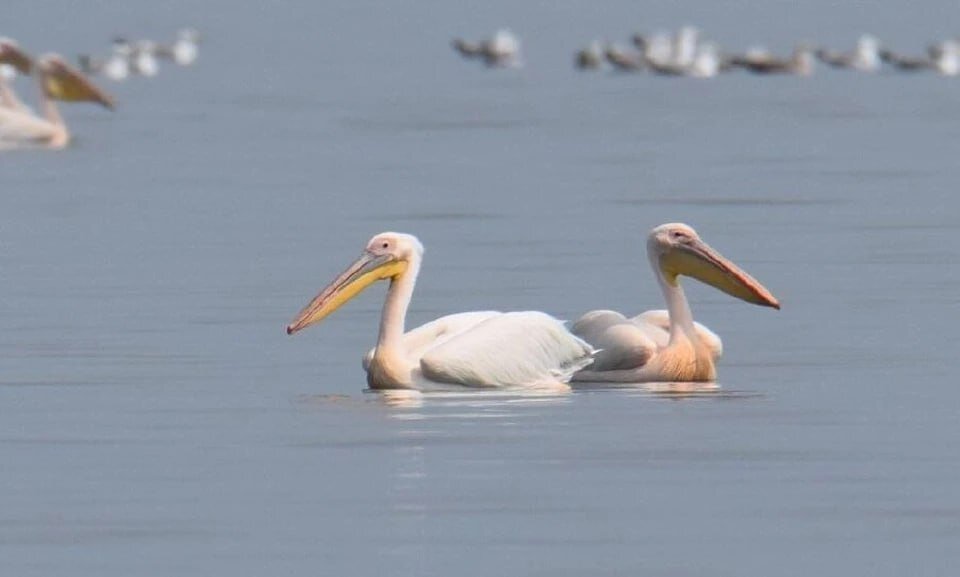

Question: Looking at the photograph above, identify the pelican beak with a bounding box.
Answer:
[41,57,115,110]
[0,42,32,74]
[286,251,408,335]
[664,239,780,309]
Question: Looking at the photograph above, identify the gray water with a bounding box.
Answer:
[3,1,960,575]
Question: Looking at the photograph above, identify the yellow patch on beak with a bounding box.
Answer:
[286,253,408,334]
[43,61,115,109]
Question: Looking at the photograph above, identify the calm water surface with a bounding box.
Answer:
[2,1,959,575]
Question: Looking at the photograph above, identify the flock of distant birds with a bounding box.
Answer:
[453,27,960,77]
[0,29,200,150]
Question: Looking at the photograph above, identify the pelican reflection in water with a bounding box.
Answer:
[287,232,594,391]
[0,52,114,150]
[572,223,779,383]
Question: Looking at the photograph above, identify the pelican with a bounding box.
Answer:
[571,223,779,383]
[0,39,32,112]
[0,54,115,150]
[286,232,595,391]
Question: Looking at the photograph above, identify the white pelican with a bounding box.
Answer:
[286,232,595,391]
[571,223,779,383]
[0,39,32,112]
[0,54,115,150]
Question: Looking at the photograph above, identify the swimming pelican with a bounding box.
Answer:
[286,232,595,390]
[571,223,779,383]
[0,39,33,112]
[0,54,115,150]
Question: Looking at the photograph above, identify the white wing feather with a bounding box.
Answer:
[419,311,595,388]
[362,311,500,370]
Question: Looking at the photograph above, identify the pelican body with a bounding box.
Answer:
[0,53,114,150]
[0,39,32,112]
[571,224,779,383]
[287,233,594,391]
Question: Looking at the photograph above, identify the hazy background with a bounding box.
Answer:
[1,1,959,576]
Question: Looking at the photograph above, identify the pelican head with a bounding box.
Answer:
[648,223,780,309]
[38,55,115,109]
[287,232,422,335]
[0,38,33,74]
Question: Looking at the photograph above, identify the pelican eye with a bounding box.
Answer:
[381,242,389,249]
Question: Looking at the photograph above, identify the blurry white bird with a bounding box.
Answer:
[157,28,200,66]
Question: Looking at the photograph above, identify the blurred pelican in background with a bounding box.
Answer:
[286,232,594,391]
[0,54,114,150]
[571,223,779,383]
[817,34,881,72]
[0,38,32,112]
[451,29,522,68]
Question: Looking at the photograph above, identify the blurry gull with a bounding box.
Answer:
[816,34,881,72]
[451,29,522,68]
[156,28,200,66]
[729,45,815,76]
[78,37,132,81]
[574,41,604,70]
